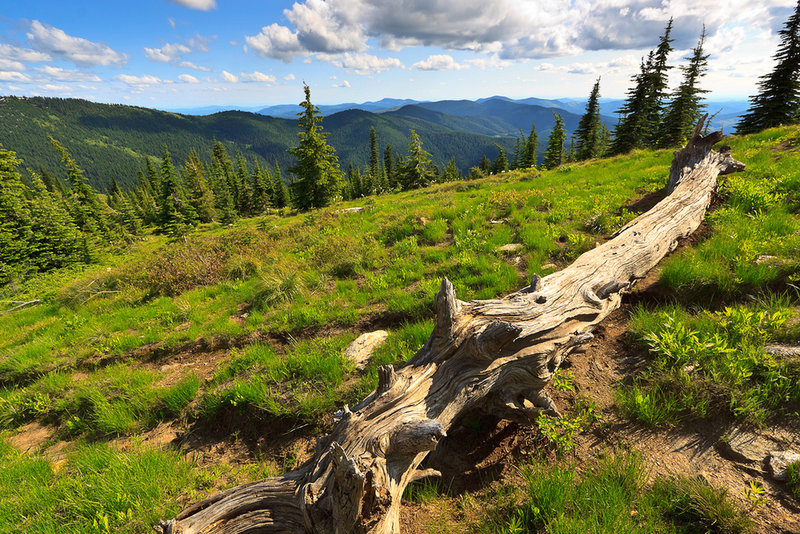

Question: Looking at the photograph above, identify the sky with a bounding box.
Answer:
[0,0,796,109]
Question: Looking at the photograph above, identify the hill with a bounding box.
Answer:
[0,96,518,192]
[1,125,798,533]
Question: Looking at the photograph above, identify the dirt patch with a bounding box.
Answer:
[7,422,54,454]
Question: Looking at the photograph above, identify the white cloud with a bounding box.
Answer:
[245,23,307,62]
[167,0,216,11]
[0,43,51,63]
[221,70,239,83]
[0,71,33,82]
[334,79,351,88]
[7,85,22,91]
[144,42,191,62]
[27,20,128,67]
[0,59,26,71]
[412,54,467,71]
[318,52,404,74]
[284,73,296,81]
[240,71,278,83]
[240,0,793,62]
[168,17,176,29]
[466,56,512,69]
[178,74,200,83]
[40,83,70,91]
[178,61,212,71]
[115,74,162,86]
[38,65,102,82]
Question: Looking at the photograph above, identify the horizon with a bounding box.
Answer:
[0,1,795,108]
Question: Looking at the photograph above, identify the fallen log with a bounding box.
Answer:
[156,118,745,534]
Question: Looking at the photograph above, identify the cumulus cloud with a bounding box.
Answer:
[531,54,641,76]
[284,73,296,80]
[27,20,127,67]
[40,83,70,91]
[145,42,191,62]
[178,74,200,83]
[0,59,26,71]
[317,52,404,74]
[115,74,162,86]
[0,71,32,83]
[245,23,308,62]
[178,61,212,71]
[412,54,467,71]
[167,0,216,11]
[240,71,277,83]
[38,65,102,82]
[241,0,793,63]
[220,70,239,83]
[334,79,351,88]
[0,43,51,63]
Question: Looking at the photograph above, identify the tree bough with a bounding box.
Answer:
[156,118,745,534]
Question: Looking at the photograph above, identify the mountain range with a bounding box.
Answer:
[0,94,748,193]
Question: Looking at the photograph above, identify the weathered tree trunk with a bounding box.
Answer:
[156,119,745,534]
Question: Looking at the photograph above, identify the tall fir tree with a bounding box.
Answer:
[492,144,509,174]
[522,123,538,168]
[543,113,566,169]
[145,157,161,197]
[234,152,253,215]
[443,157,460,182]
[737,2,800,134]
[659,27,710,147]
[288,84,344,210]
[384,144,395,189]
[0,145,35,284]
[271,163,289,209]
[479,154,491,174]
[611,20,674,154]
[250,160,272,215]
[575,78,604,160]
[157,146,197,236]
[398,130,434,190]
[50,137,112,239]
[183,149,216,223]
[369,126,381,186]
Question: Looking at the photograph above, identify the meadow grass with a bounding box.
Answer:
[1,126,799,532]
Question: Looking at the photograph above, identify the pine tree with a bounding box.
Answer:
[235,152,253,215]
[384,144,396,189]
[288,84,345,210]
[443,157,460,182]
[272,163,289,209]
[543,113,566,169]
[492,144,509,174]
[369,127,381,185]
[611,20,674,154]
[183,149,216,223]
[575,78,604,160]
[50,137,112,239]
[26,170,85,270]
[157,146,197,236]
[134,170,158,226]
[737,2,800,134]
[659,27,710,147]
[250,160,272,215]
[0,145,35,284]
[145,156,161,196]
[524,123,539,168]
[479,154,491,174]
[397,130,434,190]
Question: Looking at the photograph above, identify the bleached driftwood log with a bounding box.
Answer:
[155,118,745,534]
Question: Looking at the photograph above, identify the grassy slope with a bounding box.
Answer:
[1,126,799,532]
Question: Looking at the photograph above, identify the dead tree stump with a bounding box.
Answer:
[156,118,745,534]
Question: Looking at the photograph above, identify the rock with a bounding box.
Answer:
[337,207,366,214]
[344,331,389,370]
[497,243,523,253]
[542,263,557,270]
[764,344,800,357]
[755,255,778,265]
[768,451,800,481]
[717,427,776,463]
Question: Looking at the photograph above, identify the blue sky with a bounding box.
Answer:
[0,0,795,109]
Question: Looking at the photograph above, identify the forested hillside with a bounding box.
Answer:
[0,96,520,192]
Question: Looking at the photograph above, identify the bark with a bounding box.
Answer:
[156,118,745,534]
